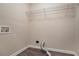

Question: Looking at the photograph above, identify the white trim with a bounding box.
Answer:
[10,45,78,56]
[10,45,30,56]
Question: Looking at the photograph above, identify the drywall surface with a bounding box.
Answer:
[74,6,79,55]
[29,3,76,51]
[0,4,29,56]
[0,3,78,56]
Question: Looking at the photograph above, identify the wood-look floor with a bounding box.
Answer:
[17,47,74,56]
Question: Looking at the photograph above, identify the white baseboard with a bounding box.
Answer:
[10,45,30,56]
[10,45,78,56]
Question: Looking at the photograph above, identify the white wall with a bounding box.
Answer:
[0,3,29,56]
[74,5,79,55]
[0,3,79,56]
[28,3,76,51]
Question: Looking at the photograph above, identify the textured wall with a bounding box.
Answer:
[0,3,29,56]
[0,3,78,56]
[74,5,79,55]
[28,3,76,52]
